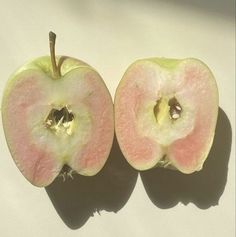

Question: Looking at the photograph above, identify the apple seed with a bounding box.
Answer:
[168,97,182,120]
[153,96,182,123]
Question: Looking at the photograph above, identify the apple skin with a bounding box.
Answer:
[2,56,114,187]
[114,58,219,174]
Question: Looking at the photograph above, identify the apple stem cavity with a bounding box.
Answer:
[49,31,60,79]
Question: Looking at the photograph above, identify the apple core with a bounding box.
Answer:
[168,97,182,120]
[45,106,75,136]
[154,96,182,124]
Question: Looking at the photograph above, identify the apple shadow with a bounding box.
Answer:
[140,108,232,209]
[45,136,138,229]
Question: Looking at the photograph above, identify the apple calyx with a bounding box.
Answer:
[155,155,175,169]
[49,31,60,79]
[58,164,75,181]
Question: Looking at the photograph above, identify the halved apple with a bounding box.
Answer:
[114,58,218,173]
[1,32,114,187]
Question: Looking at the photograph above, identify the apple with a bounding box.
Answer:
[1,32,114,187]
[114,58,219,173]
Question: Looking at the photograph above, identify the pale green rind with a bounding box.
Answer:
[9,55,91,80]
[133,57,215,72]
[148,58,181,70]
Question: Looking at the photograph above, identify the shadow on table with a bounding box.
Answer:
[46,137,138,229]
[140,108,232,209]
[62,0,235,21]
[157,0,235,19]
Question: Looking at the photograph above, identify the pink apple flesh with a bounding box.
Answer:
[2,56,114,187]
[115,58,218,173]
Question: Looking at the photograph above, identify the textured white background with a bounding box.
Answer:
[0,0,235,236]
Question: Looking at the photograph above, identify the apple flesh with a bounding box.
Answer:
[114,58,219,173]
[1,33,114,187]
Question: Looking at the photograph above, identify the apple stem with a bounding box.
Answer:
[49,31,60,79]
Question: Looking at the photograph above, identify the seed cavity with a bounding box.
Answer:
[168,97,182,120]
[45,106,75,136]
[153,96,182,123]
[153,99,161,121]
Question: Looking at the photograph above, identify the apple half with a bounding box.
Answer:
[114,58,219,173]
[1,32,114,187]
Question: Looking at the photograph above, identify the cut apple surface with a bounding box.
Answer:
[115,58,218,173]
[1,33,114,187]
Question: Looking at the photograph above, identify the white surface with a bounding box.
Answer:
[0,0,235,236]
